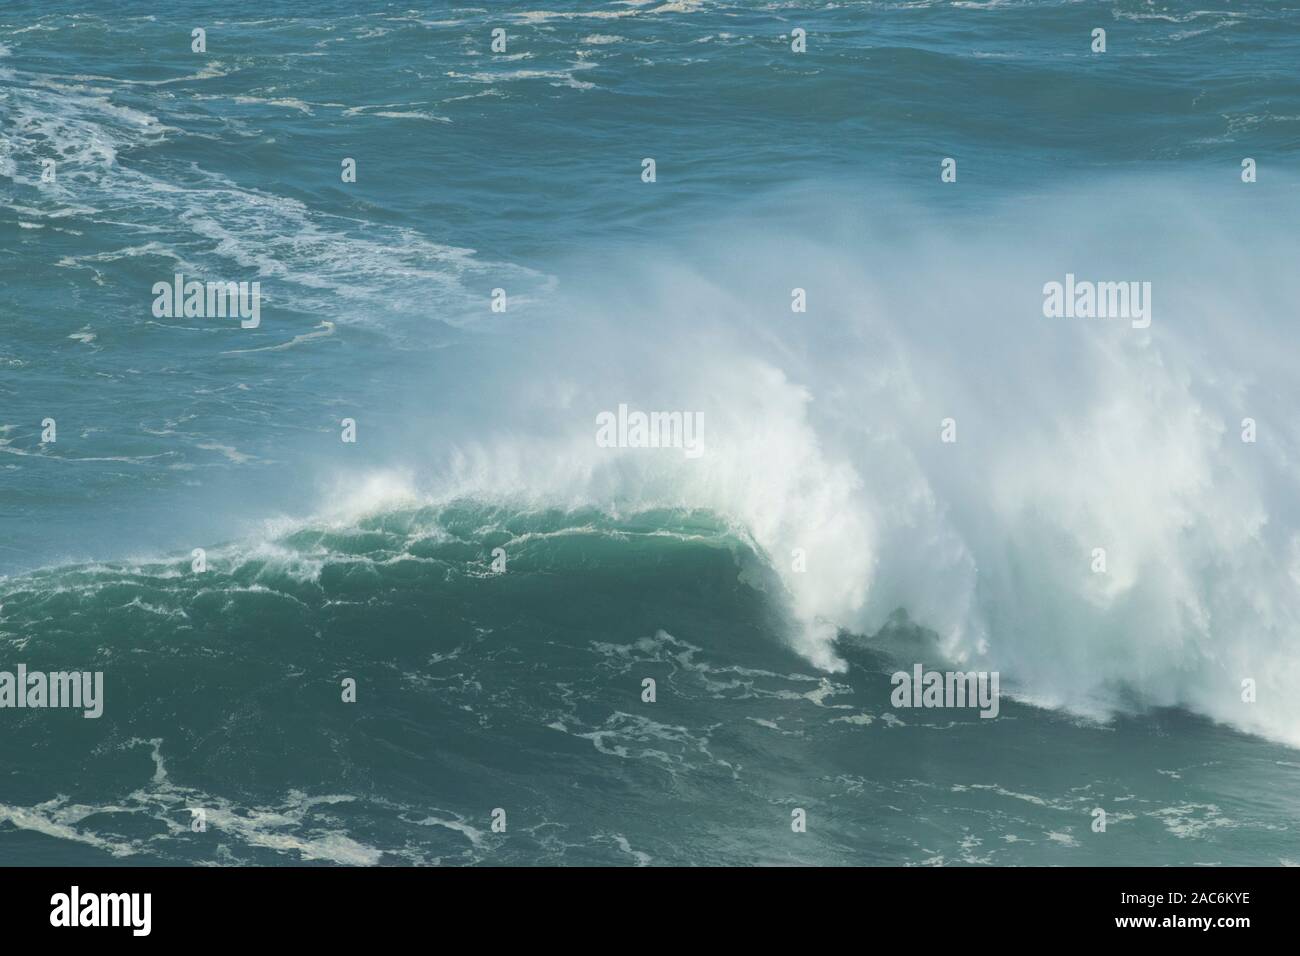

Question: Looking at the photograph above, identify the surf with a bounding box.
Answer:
[323,173,1300,748]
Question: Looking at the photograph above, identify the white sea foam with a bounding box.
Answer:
[0,739,386,864]
[0,69,546,326]
[305,178,1300,749]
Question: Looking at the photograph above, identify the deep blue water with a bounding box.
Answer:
[2,1,1299,865]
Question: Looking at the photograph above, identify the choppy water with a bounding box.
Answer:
[2,1,1299,865]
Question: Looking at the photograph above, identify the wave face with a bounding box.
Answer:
[3,505,1299,866]
[3,0,1300,864]
[426,178,1300,749]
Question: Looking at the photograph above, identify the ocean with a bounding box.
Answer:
[2,0,1299,866]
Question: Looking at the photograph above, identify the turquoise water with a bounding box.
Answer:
[2,1,1299,865]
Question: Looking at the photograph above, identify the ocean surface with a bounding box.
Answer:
[2,0,1299,866]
